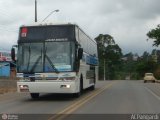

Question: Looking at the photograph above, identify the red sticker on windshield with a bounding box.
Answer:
[21,27,28,37]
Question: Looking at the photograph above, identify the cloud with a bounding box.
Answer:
[0,0,160,55]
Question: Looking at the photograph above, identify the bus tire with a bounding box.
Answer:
[74,92,81,98]
[90,85,95,90]
[30,93,39,99]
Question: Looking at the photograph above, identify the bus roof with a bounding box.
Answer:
[19,22,96,44]
[20,22,77,27]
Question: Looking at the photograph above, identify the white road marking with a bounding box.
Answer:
[145,87,160,101]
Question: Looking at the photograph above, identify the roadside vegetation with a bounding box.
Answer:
[95,24,160,80]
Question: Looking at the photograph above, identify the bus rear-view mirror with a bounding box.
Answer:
[11,48,16,61]
[78,48,83,60]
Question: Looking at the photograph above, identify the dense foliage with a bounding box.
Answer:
[95,33,160,80]
[147,25,160,46]
[95,34,122,80]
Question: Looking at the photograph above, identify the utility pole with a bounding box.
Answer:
[35,0,37,22]
[104,59,105,81]
[103,49,106,81]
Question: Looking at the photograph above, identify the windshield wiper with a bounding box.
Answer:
[29,48,43,73]
[44,48,59,73]
[26,45,31,72]
[45,54,59,73]
[30,56,41,72]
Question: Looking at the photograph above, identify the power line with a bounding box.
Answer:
[0,8,16,20]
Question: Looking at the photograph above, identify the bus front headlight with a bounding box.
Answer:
[19,85,29,92]
[60,84,71,88]
[66,84,71,88]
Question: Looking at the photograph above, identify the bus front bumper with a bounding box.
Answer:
[17,81,78,93]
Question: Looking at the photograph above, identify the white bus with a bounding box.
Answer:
[11,23,98,99]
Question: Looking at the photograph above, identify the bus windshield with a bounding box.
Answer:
[17,42,74,73]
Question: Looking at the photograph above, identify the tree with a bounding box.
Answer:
[142,51,150,61]
[95,34,115,47]
[122,52,138,79]
[147,24,160,46]
[95,34,115,59]
[105,44,122,62]
[95,34,115,80]
[95,34,122,80]
[136,60,157,78]
[124,52,134,61]
[105,44,122,79]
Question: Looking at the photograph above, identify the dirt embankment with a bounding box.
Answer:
[0,78,17,94]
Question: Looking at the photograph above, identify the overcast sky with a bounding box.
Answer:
[0,0,160,55]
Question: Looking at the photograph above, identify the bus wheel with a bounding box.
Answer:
[74,92,81,98]
[30,93,39,99]
[90,84,95,90]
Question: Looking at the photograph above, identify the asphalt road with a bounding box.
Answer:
[0,80,160,120]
